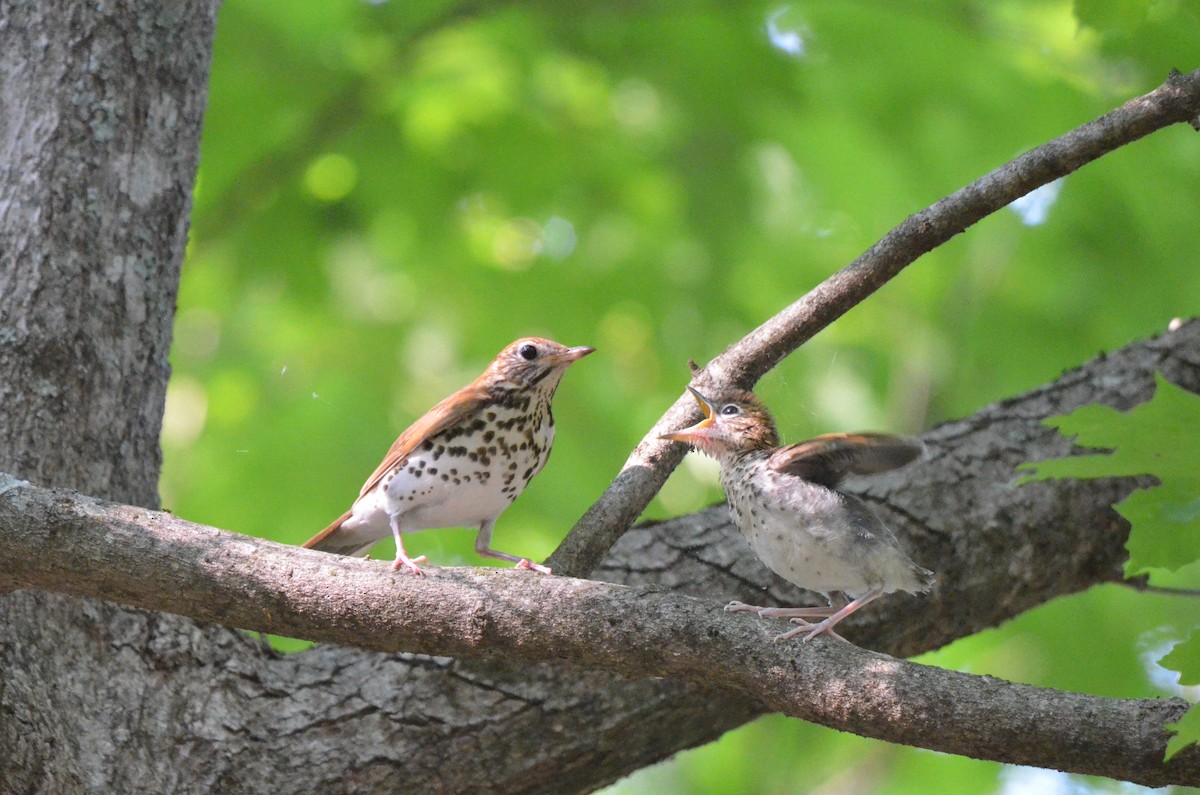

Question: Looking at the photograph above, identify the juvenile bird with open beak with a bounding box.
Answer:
[662,386,933,642]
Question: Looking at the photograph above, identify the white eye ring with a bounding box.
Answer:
[519,344,538,361]
[720,404,740,416]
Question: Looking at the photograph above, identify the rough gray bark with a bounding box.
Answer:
[0,1,220,791]
[0,1,216,507]
[2,4,1199,792]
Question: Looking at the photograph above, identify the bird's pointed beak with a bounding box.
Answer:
[660,386,716,444]
[550,345,595,366]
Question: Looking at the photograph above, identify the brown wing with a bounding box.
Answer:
[302,383,491,550]
[354,384,491,500]
[767,432,923,488]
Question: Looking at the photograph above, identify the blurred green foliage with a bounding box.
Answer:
[166,0,1200,791]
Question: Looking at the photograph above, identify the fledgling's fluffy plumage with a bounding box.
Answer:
[662,386,932,641]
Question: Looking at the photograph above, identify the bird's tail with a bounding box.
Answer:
[302,510,375,557]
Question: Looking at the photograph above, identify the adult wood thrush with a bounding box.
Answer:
[662,386,933,642]
[304,337,593,574]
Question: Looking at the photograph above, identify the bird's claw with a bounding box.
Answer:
[516,559,552,575]
[391,554,429,575]
[776,618,848,644]
[727,601,849,642]
[724,600,765,616]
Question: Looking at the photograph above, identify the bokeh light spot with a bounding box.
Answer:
[162,376,208,446]
[304,153,358,202]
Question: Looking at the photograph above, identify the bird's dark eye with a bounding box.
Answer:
[720,404,740,416]
[519,344,538,361]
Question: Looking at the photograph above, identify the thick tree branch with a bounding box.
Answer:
[548,68,1200,579]
[3,319,1199,787]
[1,487,1197,786]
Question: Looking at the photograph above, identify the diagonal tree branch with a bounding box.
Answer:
[548,68,1200,580]
[3,319,1198,787]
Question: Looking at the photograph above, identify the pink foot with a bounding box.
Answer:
[725,601,849,642]
[516,559,552,575]
[776,618,849,643]
[390,554,428,575]
[724,601,838,619]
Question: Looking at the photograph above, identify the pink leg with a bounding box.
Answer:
[475,519,552,575]
[785,588,885,643]
[774,620,848,644]
[725,601,839,620]
[389,515,427,575]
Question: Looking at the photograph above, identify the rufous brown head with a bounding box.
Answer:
[660,386,780,457]
[487,337,595,390]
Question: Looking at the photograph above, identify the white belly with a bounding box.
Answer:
[338,403,555,546]
[725,470,880,597]
[742,508,876,597]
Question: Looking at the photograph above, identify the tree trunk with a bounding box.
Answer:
[0,1,220,790]
[0,1,215,505]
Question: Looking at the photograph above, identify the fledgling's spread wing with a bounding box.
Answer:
[767,433,923,488]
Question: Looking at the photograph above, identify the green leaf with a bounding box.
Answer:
[1161,634,1200,688]
[1162,634,1200,759]
[1166,705,1200,761]
[1020,374,1200,574]
[1122,483,1200,575]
